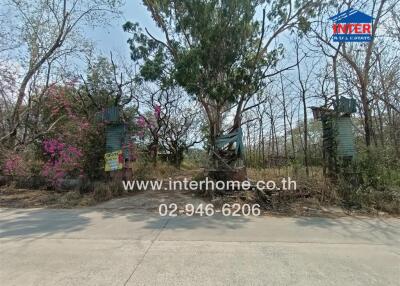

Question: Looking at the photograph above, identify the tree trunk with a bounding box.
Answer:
[360,84,372,147]
[302,90,309,176]
[288,116,295,159]
[375,101,385,147]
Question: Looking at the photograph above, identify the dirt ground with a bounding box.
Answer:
[0,168,395,217]
[0,187,53,208]
[0,184,369,218]
[0,186,94,208]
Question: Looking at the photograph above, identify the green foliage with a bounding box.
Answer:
[182,148,208,168]
[337,147,400,213]
[124,0,315,104]
[80,126,106,180]
[140,48,166,81]
[354,148,400,189]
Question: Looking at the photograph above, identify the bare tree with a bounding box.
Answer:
[160,99,202,168]
[2,0,122,145]
[295,39,313,176]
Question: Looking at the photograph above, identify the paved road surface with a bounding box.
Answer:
[0,207,399,285]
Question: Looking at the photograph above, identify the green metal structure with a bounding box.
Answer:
[98,107,133,170]
[336,116,355,158]
[105,124,125,153]
[208,127,246,181]
[215,128,244,159]
[312,97,357,174]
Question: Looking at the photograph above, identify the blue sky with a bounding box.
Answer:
[85,1,262,60]
[84,1,161,60]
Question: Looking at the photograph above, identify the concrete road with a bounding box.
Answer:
[0,208,399,286]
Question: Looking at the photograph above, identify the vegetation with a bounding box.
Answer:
[0,0,399,214]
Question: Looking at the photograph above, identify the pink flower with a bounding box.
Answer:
[137,116,147,128]
[2,153,28,176]
[41,139,83,186]
[154,105,161,118]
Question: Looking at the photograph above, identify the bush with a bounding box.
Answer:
[79,179,94,194]
[93,180,125,202]
[1,152,28,177]
[80,126,106,180]
[58,191,83,207]
[337,147,400,213]
[93,182,112,202]
[15,176,47,189]
[41,139,83,187]
[1,149,45,187]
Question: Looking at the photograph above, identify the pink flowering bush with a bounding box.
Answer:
[41,86,105,180]
[44,86,92,143]
[2,153,28,177]
[41,139,83,186]
[136,106,162,137]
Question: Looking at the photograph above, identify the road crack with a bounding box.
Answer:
[123,217,170,286]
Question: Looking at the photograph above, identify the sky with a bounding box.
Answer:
[84,1,161,61]
[0,1,157,71]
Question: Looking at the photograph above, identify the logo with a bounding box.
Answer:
[329,8,373,42]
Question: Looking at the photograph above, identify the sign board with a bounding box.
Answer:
[329,9,373,42]
[104,150,123,172]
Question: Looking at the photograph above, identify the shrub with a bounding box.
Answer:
[58,191,83,208]
[93,180,125,202]
[337,147,400,213]
[93,182,112,202]
[2,152,28,177]
[41,139,83,186]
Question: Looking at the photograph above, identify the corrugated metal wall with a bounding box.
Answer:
[106,124,125,153]
[95,106,121,123]
[336,116,355,157]
[102,106,120,123]
[334,97,357,114]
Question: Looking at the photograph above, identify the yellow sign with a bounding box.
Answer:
[104,150,123,172]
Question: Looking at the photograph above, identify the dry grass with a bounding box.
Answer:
[225,167,340,215]
[248,166,324,181]
[0,179,129,208]
[0,184,93,208]
[247,166,338,203]
[131,160,181,180]
[246,166,400,215]
[92,180,126,202]
[2,163,398,215]
[0,160,199,209]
